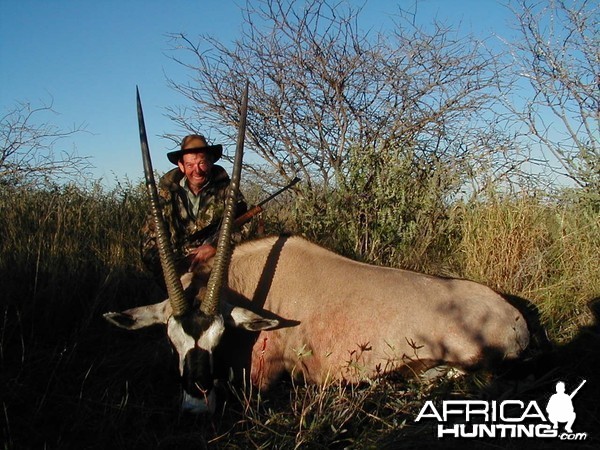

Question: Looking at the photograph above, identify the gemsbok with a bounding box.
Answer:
[104,86,535,413]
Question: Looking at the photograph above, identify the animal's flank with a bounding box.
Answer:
[221,235,532,389]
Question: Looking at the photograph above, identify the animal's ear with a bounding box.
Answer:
[104,299,172,330]
[225,306,279,331]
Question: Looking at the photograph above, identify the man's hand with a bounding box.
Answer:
[188,244,217,272]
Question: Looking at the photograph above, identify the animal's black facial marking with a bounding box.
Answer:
[182,347,213,394]
[177,310,216,340]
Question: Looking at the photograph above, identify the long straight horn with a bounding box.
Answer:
[200,81,249,316]
[136,87,188,317]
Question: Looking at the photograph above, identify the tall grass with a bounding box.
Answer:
[456,194,599,341]
[0,181,165,449]
[1,179,598,448]
[0,182,148,338]
[209,374,460,448]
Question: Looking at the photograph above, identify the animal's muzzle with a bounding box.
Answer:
[182,347,213,403]
[182,390,216,414]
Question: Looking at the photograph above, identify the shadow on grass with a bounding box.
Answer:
[2,255,599,450]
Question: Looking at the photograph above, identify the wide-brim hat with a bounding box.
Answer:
[166,134,223,165]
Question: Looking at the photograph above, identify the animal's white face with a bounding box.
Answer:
[166,311,225,413]
[104,299,278,413]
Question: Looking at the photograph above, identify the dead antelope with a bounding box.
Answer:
[105,86,533,413]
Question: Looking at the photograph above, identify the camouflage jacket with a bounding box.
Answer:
[140,165,247,275]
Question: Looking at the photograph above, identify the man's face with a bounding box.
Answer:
[178,152,213,193]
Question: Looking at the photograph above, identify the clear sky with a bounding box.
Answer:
[1,0,515,186]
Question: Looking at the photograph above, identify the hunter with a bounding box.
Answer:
[140,134,248,282]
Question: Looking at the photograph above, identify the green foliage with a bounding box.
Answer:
[291,144,461,273]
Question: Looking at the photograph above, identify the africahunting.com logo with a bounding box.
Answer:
[415,379,588,441]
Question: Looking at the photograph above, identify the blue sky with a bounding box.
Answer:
[1,0,515,186]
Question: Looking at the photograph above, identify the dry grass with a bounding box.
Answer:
[456,194,599,342]
[1,181,598,448]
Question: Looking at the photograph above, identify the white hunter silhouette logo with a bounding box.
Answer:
[415,378,589,440]
[546,380,586,433]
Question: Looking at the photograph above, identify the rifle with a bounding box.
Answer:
[569,380,586,399]
[233,176,301,226]
[188,176,301,247]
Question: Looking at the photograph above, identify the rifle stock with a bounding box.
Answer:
[234,204,263,227]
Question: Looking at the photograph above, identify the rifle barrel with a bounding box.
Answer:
[569,379,586,398]
[257,177,301,207]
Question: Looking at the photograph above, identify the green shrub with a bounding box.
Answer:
[289,145,460,273]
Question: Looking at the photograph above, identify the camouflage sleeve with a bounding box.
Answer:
[141,171,249,273]
[202,192,248,247]
[140,211,160,274]
[139,180,184,274]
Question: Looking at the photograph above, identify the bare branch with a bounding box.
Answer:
[165,0,525,194]
[0,100,91,187]
[508,0,599,191]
